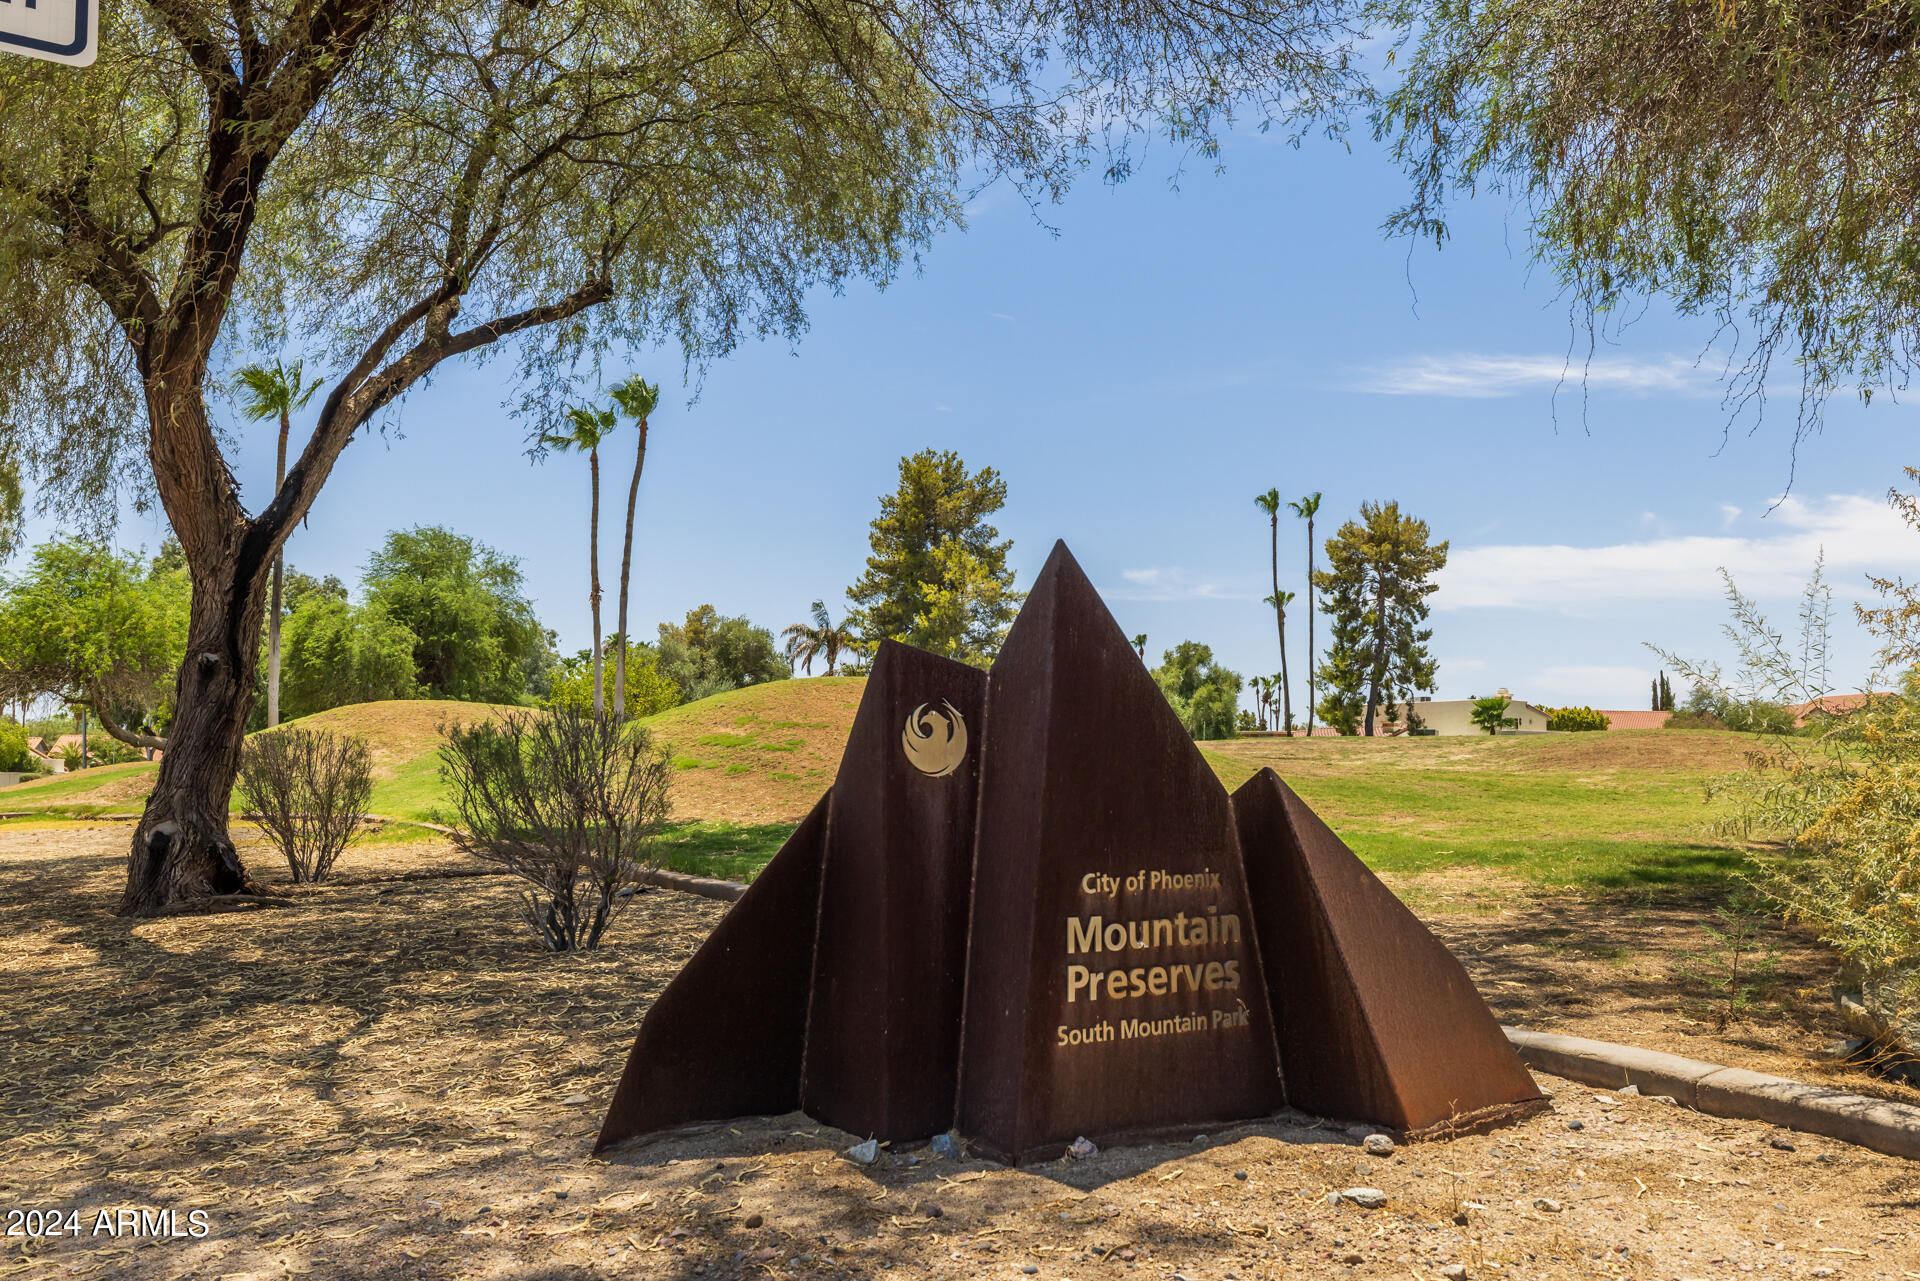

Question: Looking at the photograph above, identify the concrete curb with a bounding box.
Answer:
[1505,1026,1920,1162]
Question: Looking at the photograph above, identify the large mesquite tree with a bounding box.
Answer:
[0,0,1360,915]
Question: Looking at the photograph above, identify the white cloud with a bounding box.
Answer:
[1353,352,1717,399]
[1436,492,1914,611]
[1719,503,1742,528]
[1110,567,1245,602]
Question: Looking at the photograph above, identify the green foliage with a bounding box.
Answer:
[0,721,39,773]
[364,527,544,704]
[547,653,679,720]
[1313,501,1446,735]
[0,538,189,731]
[656,607,788,701]
[1544,705,1611,732]
[845,450,1022,665]
[233,359,320,427]
[1372,0,1920,432]
[1152,641,1243,741]
[280,598,421,720]
[1469,696,1519,736]
[1672,891,1782,1030]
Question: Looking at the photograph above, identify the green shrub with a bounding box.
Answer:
[0,722,36,772]
[545,651,679,719]
[1545,705,1610,732]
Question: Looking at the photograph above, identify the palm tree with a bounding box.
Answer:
[1264,590,1295,733]
[1254,490,1294,734]
[1249,675,1271,730]
[1288,492,1323,737]
[1132,633,1148,661]
[607,376,661,719]
[235,358,320,727]
[783,601,857,675]
[540,405,619,716]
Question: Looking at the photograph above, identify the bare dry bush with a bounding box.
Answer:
[438,708,670,952]
[237,728,374,884]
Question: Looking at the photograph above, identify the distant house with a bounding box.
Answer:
[1391,688,1552,736]
[1788,692,1895,727]
[1594,709,1671,730]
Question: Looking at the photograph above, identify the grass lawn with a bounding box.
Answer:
[1,686,1758,891]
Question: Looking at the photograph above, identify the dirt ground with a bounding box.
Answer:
[3,823,1918,1281]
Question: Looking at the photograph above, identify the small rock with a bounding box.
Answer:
[79,1024,95,1033]
[1233,1170,1248,1180]
[847,1139,881,1165]
[743,1214,764,1230]
[1452,1212,1469,1227]
[1532,1198,1563,1213]
[1618,1084,1641,1097]
[1117,1249,1137,1261]
[1341,1253,1365,1265]
[1770,1136,1797,1152]
[1649,1095,1678,1105]
[1339,1188,1387,1209]
[1327,1191,1343,1208]
[921,1203,943,1219]
[1023,1268,1039,1276]
[561,1093,590,1105]
[1363,1134,1396,1156]
[930,1133,960,1159]
[1816,1153,1837,1164]
[752,1247,777,1262]
[1566,1120,1585,1131]
[1811,1270,1834,1279]
[1067,1136,1098,1160]
[1592,1095,1619,1108]
[1192,1133,1208,1144]
[554,1191,569,1200]
[1439,1266,1468,1281]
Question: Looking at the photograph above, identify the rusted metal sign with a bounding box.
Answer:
[597,541,1543,1158]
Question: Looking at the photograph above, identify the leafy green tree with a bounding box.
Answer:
[1289,492,1323,736]
[546,652,679,720]
[1373,0,1919,430]
[0,0,1360,913]
[846,450,1022,664]
[0,721,43,774]
[656,607,788,701]
[783,601,859,676]
[0,540,189,748]
[540,406,619,716]
[234,359,321,728]
[363,528,544,705]
[607,377,661,719]
[1152,641,1244,741]
[1254,490,1295,734]
[1470,696,1519,736]
[1313,502,1447,737]
[279,597,420,720]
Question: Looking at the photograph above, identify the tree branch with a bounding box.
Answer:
[74,692,170,753]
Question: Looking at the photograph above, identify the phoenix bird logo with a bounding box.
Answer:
[901,701,968,778]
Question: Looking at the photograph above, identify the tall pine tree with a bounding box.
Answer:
[1312,502,1448,736]
[845,450,1022,666]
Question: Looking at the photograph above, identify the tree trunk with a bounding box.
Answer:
[268,411,289,727]
[1363,577,1387,738]
[1305,517,1316,738]
[119,558,269,915]
[1271,515,1292,735]
[590,448,604,719]
[614,417,649,719]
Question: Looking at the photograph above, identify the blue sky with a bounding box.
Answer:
[20,124,1920,713]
